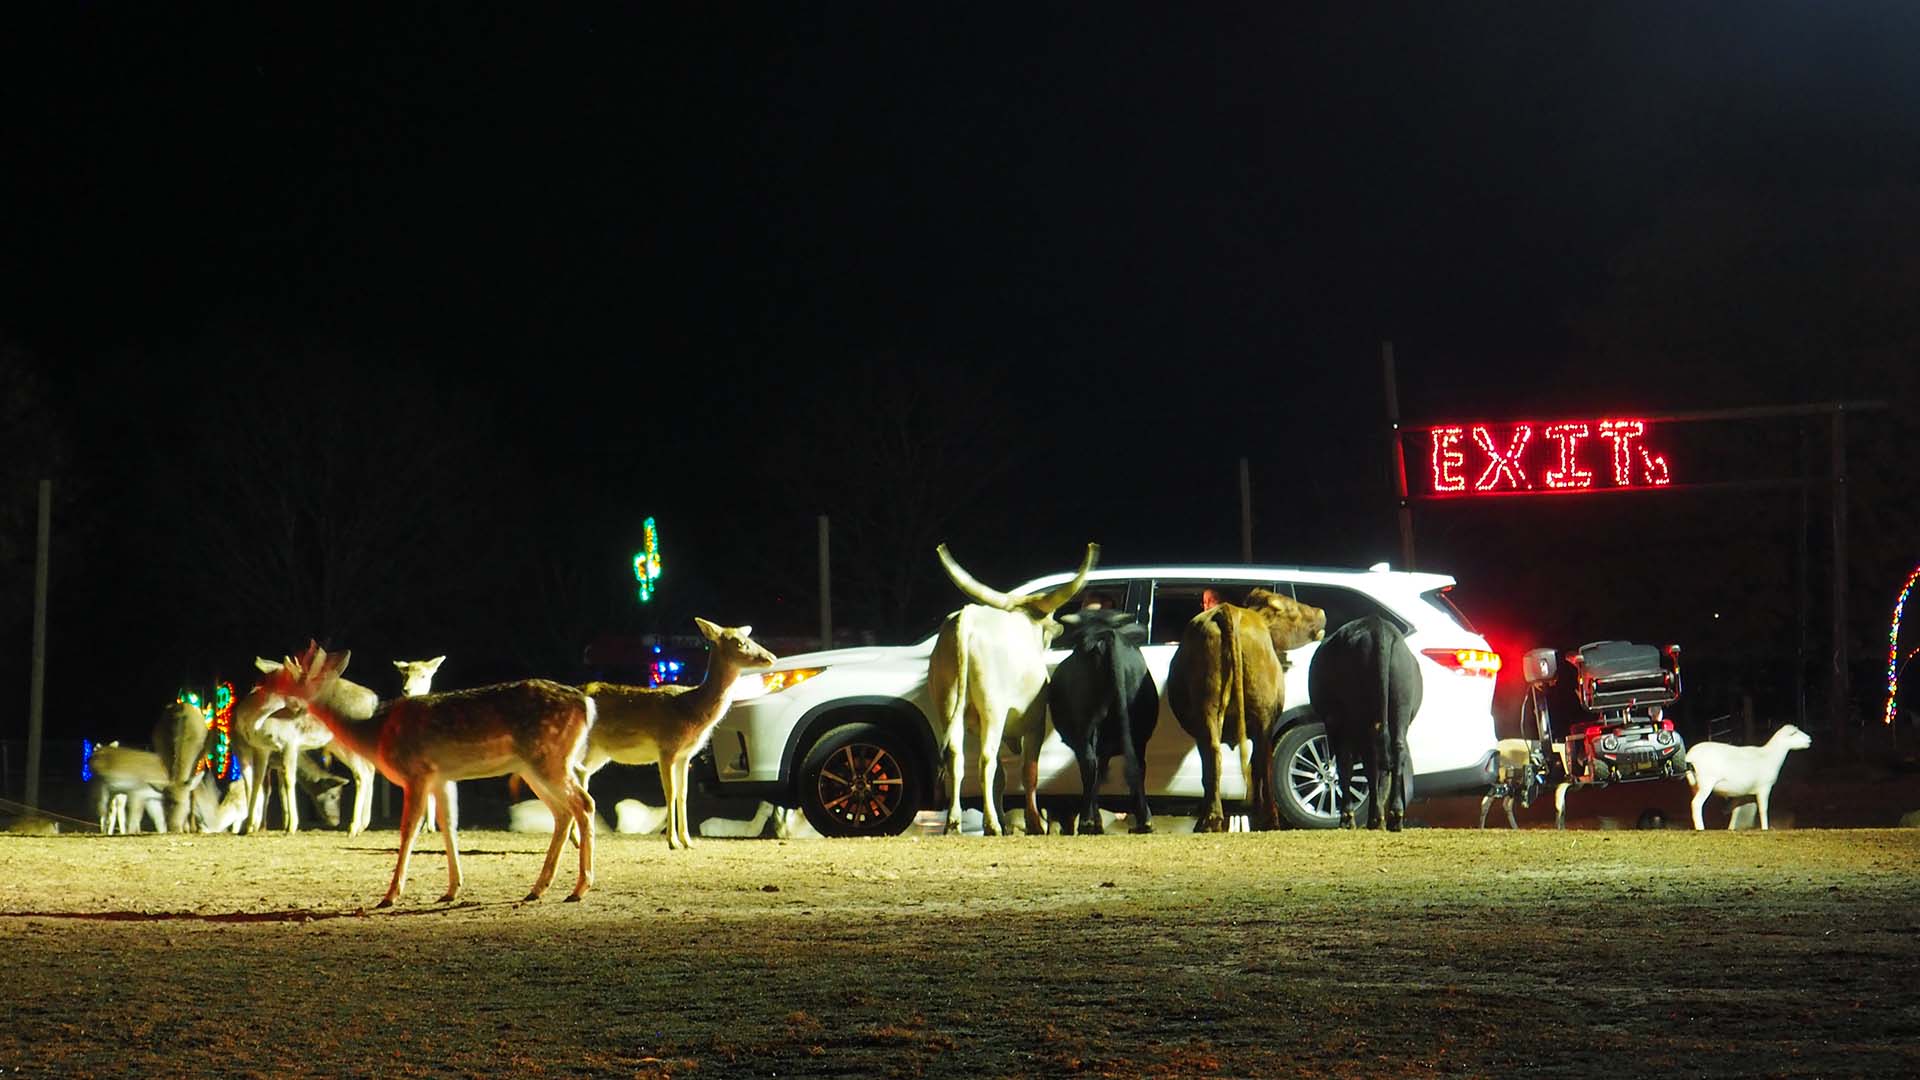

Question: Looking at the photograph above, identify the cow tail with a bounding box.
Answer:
[944,611,971,749]
[1224,610,1246,747]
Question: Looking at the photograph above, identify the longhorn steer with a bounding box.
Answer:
[1166,588,1326,832]
[1049,607,1158,834]
[928,542,1098,836]
[1308,615,1425,831]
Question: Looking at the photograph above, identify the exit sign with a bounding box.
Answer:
[1410,418,1674,498]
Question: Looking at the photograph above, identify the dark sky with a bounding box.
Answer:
[5,4,1920,738]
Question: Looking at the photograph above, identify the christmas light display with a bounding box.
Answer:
[1884,564,1920,726]
[177,682,240,780]
[80,739,95,783]
[633,516,663,604]
[1416,417,1674,497]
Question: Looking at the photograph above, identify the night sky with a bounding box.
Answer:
[4,4,1919,744]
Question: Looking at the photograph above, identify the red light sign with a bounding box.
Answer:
[1417,418,1672,498]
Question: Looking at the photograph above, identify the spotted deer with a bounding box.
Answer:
[260,642,597,906]
[575,619,777,850]
[314,656,446,835]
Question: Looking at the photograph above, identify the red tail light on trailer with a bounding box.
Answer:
[1422,648,1502,677]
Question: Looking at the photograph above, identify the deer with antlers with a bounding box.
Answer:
[259,642,598,906]
[575,618,777,850]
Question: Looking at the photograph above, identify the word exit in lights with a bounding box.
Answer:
[1424,419,1673,496]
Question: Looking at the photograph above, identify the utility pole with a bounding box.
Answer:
[1383,341,1415,570]
[1830,407,1850,745]
[25,478,50,811]
[1238,458,1252,563]
[818,515,833,651]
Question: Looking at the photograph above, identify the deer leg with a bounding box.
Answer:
[520,771,579,901]
[566,779,596,901]
[435,781,462,902]
[568,759,605,850]
[659,758,683,851]
[676,755,698,849]
[381,785,431,908]
[279,748,300,834]
[349,758,375,836]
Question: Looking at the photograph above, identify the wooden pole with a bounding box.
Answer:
[1830,407,1850,744]
[25,478,50,811]
[1238,458,1252,563]
[1383,342,1415,570]
[818,514,833,651]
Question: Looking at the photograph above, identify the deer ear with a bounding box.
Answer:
[427,656,445,669]
[255,657,282,674]
[694,617,721,641]
[737,626,752,639]
[392,660,407,672]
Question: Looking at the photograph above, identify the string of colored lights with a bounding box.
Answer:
[634,515,663,603]
[1884,564,1920,726]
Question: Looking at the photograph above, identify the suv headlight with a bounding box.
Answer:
[730,667,825,701]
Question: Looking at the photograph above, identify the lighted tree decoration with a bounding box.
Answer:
[177,682,241,780]
[1885,563,1920,727]
[633,516,663,604]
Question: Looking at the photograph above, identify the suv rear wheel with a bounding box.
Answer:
[1272,721,1369,829]
[797,722,926,838]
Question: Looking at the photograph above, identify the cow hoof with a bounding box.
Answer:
[1130,822,1154,835]
[1386,815,1404,833]
[1338,813,1356,829]
[1080,818,1104,836]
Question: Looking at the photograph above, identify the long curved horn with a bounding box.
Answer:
[936,544,1015,610]
[1031,543,1101,614]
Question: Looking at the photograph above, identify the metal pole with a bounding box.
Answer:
[1795,421,1810,733]
[25,478,50,811]
[1830,407,1850,744]
[1383,341,1415,570]
[1238,458,1252,563]
[818,514,832,651]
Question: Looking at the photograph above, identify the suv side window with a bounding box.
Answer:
[1147,580,1274,644]
[1287,583,1407,635]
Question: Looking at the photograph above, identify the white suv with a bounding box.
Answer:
[704,565,1502,836]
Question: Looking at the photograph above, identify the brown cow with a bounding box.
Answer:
[1164,588,1326,831]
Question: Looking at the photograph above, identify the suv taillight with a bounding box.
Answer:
[1422,648,1502,677]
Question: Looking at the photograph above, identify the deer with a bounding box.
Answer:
[231,673,338,834]
[574,618,778,850]
[309,656,447,835]
[259,641,597,906]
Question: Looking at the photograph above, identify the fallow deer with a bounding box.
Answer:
[316,656,447,835]
[231,672,336,834]
[575,618,777,850]
[260,642,597,906]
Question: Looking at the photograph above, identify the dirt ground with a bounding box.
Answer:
[2,813,1918,1080]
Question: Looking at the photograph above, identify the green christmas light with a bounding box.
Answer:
[633,516,663,603]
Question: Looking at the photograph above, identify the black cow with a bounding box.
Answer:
[1049,608,1158,834]
[1307,615,1424,831]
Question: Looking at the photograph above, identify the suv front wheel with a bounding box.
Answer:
[797,722,926,838]
[1272,720,1369,829]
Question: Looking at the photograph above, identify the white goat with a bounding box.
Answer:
[1686,723,1812,831]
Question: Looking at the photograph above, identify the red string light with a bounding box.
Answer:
[1542,422,1594,489]
[1471,424,1531,492]
[1420,417,1675,497]
[1431,427,1466,492]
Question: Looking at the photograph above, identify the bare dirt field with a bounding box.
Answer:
[2,818,1918,1079]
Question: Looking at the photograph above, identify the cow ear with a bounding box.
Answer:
[1111,611,1138,626]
